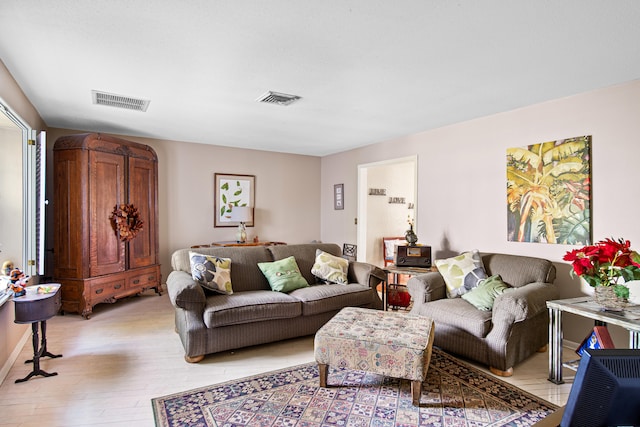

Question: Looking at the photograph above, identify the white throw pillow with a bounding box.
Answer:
[311,249,349,284]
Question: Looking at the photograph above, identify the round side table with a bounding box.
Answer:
[13,284,63,383]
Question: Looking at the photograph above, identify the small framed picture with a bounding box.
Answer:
[334,184,344,210]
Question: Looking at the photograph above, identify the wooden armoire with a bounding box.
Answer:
[53,133,162,318]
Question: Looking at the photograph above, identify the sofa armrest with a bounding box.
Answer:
[492,282,559,323]
[407,272,447,303]
[166,270,206,311]
[348,261,386,289]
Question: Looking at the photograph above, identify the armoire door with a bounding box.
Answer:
[53,148,86,278]
[89,150,126,276]
[128,156,157,268]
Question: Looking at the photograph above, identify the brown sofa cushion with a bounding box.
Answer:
[482,253,556,288]
[416,298,493,338]
[203,290,301,328]
[288,283,374,316]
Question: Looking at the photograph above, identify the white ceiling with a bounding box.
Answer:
[1,1,640,156]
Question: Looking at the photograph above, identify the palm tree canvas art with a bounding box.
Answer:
[507,135,591,244]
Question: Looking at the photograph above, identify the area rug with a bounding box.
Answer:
[152,348,557,426]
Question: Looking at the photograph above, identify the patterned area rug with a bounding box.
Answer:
[152,348,557,426]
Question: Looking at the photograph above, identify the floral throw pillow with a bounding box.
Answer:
[311,249,349,284]
[435,250,488,298]
[189,251,233,294]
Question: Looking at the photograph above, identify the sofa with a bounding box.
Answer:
[167,243,386,362]
[407,252,557,376]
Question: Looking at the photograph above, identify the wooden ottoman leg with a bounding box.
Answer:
[318,364,328,387]
[411,380,422,406]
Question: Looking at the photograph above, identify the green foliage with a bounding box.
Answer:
[614,284,630,300]
[219,179,250,219]
[552,209,591,245]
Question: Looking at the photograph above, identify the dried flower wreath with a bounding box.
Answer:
[109,204,144,242]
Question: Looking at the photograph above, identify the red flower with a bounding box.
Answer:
[564,238,640,287]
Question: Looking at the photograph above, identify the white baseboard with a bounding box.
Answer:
[0,327,31,384]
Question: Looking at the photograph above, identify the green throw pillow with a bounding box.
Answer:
[311,249,349,284]
[258,256,309,292]
[435,250,488,298]
[189,251,233,294]
[462,275,509,311]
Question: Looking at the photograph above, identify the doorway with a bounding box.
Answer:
[357,156,417,266]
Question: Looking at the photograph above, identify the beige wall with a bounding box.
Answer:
[45,129,322,282]
[321,79,640,345]
[0,61,46,131]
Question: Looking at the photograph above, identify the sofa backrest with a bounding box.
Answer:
[171,243,344,292]
[481,253,556,288]
[172,246,274,292]
[268,243,342,285]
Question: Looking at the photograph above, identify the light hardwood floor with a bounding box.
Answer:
[0,291,576,427]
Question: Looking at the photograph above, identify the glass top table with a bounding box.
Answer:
[547,296,640,384]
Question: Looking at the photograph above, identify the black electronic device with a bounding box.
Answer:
[394,245,431,268]
[560,348,640,427]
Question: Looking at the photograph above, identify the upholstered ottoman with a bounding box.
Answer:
[314,306,435,406]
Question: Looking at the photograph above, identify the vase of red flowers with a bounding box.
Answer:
[564,238,640,311]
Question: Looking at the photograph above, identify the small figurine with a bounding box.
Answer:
[9,268,28,297]
[2,260,14,276]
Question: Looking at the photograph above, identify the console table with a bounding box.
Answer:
[547,296,640,384]
[191,241,286,248]
[212,241,286,247]
[13,285,63,383]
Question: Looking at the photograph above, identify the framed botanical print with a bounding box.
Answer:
[506,135,591,244]
[214,173,255,227]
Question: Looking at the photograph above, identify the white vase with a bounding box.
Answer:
[580,278,595,296]
[626,280,640,305]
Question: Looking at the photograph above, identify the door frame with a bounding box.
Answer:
[356,155,417,264]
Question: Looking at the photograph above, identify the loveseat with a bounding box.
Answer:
[167,243,386,362]
[407,252,557,376]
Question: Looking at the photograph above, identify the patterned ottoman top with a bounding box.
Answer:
[317,307,433,350]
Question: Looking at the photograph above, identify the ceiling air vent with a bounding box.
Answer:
[92,90,150,112]
[256,91,301,106]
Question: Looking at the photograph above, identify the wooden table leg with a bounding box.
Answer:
[318,364,328,387]
[411,380,421,406]
[15,321,59,383]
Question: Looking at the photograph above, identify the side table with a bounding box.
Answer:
[382,264,437,310]
[547,296,640,384]
[13,284,63,383]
